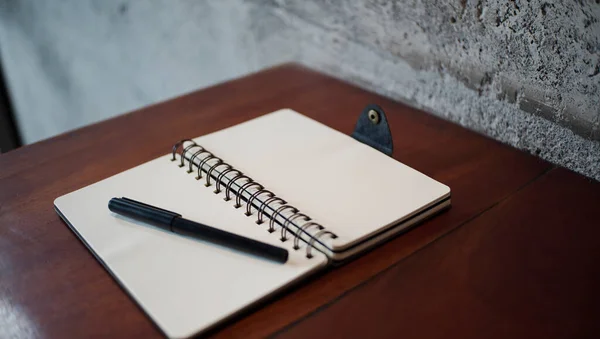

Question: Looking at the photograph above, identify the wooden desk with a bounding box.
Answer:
[0,64,596,338]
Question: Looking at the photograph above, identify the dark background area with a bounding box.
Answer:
[0,62,20,153]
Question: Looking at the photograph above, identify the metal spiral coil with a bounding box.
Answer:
[171,139,337,258]
[257,197,285,225]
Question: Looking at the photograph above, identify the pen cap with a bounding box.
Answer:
[108,198,181,231]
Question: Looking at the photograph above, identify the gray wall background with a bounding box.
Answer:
[1,0,599,180]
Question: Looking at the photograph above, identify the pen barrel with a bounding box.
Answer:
[172,218,289,264]
[108,198,179,231]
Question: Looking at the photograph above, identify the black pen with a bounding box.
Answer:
[108,197,288,263]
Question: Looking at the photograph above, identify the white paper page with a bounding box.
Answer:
[195,109,450,251]
[54,154,327,338]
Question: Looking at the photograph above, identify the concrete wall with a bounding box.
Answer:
[1,0,599,180]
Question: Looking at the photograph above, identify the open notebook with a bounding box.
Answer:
[55,109,450,338]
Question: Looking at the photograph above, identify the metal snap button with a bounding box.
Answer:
[368,109,380,124]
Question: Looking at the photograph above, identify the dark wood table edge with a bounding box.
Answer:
[0,63,304,158]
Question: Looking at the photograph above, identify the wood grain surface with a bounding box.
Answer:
[0,64,567,338]
[277,168,600,339]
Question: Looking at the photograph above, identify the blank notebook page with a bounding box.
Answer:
[54,155,327,338]
[196,109,450,251]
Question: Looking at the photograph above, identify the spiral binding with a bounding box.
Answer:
[171,139,338,259]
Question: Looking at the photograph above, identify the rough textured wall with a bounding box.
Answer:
[0,1,262,142]
[273,0,600,138]
[0,0,598,179]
